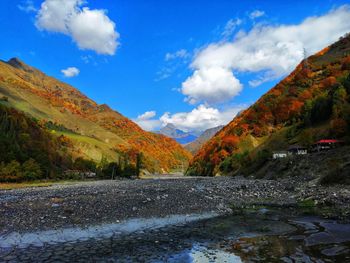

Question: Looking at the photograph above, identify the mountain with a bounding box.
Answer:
[159,124,198,144]
[187,33,350,177]
[0,58,191,174]
[185,125,224,154]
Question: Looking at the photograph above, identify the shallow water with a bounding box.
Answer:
[1,210,350,262]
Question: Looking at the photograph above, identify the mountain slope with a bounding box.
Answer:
[0,102,73,181]
[0,58,191,173]
[185,125,224,154]
[159,124,198,144]
[187,33,350,177]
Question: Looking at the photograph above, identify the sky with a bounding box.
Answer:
[1,0,350,133]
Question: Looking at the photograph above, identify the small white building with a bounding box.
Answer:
[273,151,288,159]
[288,145,308,156]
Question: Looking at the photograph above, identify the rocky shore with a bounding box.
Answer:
[1,176,350,235]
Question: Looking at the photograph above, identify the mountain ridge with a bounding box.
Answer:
[0,57,191,173]
[185,125,224,154]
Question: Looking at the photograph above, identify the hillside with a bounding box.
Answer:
[0,102,74,181]
[0,58,191,174]
[185,125,224,154]
[159,124,198,145]
[187,33,350,177]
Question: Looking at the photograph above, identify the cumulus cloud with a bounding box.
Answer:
[249,10,265,19]
[134,105,245,132]
[18,0,37,13]
[182,66,242,105]
[182,5,350,104]
[61,67,80,77]
[137,111,156,120]
[159,104,245,132]
[35,0,119,55]
[165,49,189,61]
[134,111,161,131]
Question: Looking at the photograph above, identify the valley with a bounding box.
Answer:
[1,1,350,261]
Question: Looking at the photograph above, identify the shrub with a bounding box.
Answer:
[22,159,42,180]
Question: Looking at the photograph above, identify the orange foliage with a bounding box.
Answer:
[189,34,350,176]
[342,56,350,70]
[320,76,338,89]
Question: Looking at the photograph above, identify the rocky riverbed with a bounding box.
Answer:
[1,176,350,262]
[0,176,350,235]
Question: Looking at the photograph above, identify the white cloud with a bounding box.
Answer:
[159,104,245,132]
[134,105,245,133]
[182,5,350,104]
[222,18,242,39]
[182,67,242,105]
[249,10,265,19]
[165,49,189,61]
[156,49,190,81]
[137,111,156,120]
[61,67,80,77]
[18,0,37,13]
[81,55,93,64]
[35,0,119,55]
[134,111,161,131]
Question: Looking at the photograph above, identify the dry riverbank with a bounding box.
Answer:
[1,176,350,235]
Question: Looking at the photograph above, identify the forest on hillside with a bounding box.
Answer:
[187,35,350,177]
[0,101,142,182]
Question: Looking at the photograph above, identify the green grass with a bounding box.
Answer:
[0,180,82,190]
[55,131,121,162]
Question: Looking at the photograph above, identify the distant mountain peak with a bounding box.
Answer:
[159,123,197,145]
[164,123,176,129]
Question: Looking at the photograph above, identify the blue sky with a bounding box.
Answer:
[1,0,350,132]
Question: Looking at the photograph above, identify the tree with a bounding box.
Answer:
[74,157,96,172]
[310,96,332,124]
[22,159,42,180]
[136,152,143,177]
[0,160,22,182]
[342,74,350,101]
[332,85,348,118]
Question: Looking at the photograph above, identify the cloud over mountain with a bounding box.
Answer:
[135,105,245,133]
[181,5,350,105]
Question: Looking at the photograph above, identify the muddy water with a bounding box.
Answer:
[0,210,350,262]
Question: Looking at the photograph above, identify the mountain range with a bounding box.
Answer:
[187,33,350,176]
[0,58,191,174]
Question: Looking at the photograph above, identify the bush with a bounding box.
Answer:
[22,159,42,180]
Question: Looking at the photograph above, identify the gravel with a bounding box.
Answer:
[0,176,350,234]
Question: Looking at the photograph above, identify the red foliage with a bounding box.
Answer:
[341,56,350,70]
[320,76,338,89]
